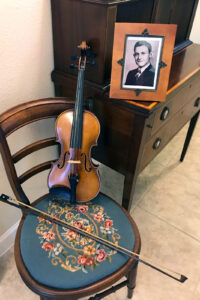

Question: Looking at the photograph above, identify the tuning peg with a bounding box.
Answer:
[87,59,96,66]
[86,52,96,66]
[70,63,78,69]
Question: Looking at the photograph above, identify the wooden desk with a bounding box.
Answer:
[52,44,200,211]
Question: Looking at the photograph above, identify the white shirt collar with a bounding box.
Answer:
[139,62,150,74]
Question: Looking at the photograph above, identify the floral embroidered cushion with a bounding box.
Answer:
[20,192,135,289]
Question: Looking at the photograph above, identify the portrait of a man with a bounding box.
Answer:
[122,35,163,91]
[125,41,155,86]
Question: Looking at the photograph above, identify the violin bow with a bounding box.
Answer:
[0,193,187,283]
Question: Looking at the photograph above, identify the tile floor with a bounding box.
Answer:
[0,118,199,300]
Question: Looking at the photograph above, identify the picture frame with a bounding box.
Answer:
[110,23,177,102]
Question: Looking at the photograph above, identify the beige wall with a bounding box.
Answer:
[0,0,199,237]
[0,0,54,236]
[190,0,200,44]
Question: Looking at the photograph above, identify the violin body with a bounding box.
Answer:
[48,109,100,202]
[48,41,101,203]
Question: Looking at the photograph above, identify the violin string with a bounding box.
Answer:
[5,195,187,282]
[70,67,84,177]
[73,69,84,150]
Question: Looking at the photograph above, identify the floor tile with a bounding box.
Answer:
[192,276,200,300]
[131,160,168,209]
[0,248,38,300]
[131,206,200,300]
[138,159,200,241]
[98,163,124,205]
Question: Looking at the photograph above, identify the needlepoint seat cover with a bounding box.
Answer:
[20,191,135,289]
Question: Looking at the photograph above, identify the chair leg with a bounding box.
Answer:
[127,262,139,299]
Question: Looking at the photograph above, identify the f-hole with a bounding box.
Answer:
[57,151,70,169]
[81,153,92,172]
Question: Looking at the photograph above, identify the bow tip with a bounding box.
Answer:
[180,275,188,283]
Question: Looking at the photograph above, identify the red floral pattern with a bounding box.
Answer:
[95,249,107,262]
[36,198,120,273]
[78,255,94,266]
[93,212,104,223]
[75,205,88,213]
[42,242,54,251]
[104,219,113,228]
[42,231,56,241]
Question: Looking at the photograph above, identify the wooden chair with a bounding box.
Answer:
[0,98,141,299]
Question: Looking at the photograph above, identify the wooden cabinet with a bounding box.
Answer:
[51,0,198,85]
[52,44,200,210]
[51,0,200,211]
[139,91,200,172]
[145,71,200,140]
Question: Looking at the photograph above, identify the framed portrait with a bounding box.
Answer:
[110,23,177,102]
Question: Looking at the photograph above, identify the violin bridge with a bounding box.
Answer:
[68,160,81,164]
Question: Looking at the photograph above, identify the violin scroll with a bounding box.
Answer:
[48,41,100,203]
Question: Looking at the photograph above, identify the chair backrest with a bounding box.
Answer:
[0,97,74,206]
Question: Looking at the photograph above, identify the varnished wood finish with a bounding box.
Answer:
[0,98,74,136]
[51,0,117,85]
[113,44,200,112]
[19,161,54,184]
[0,126,30,205]
[48,41,101,202]
[48,110,101,202]
[109,23,177,102]
[0,98,141,299]
[12,137,57,163]
[51,0,198,86]
[0,98,74,204]
[139,97,200,172]
[152,0,198,47]
[127,261,139,298]
[52,44,200,211]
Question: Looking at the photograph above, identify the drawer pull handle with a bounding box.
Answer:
[194,97,200,107]
[160,107,170,120]
[153,138,162,150]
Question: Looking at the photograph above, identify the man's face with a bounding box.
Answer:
[133,45,152,68]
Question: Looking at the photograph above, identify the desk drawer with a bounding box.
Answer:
[146,72,200,140]
[139,98,200,172]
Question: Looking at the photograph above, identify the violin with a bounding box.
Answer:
[48,41,100,203]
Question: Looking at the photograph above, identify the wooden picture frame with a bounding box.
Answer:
[110,23,177,102]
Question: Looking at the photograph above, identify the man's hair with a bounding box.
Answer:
[134,41,152,53]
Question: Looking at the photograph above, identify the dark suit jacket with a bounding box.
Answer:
[125,64,155,86]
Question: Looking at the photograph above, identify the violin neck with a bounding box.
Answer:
[70,68,85,149]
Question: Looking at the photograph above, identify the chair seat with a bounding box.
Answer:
[19,192,135,290]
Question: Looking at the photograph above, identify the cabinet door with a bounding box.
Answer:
[152,0,198,45]
[116,0,155,23]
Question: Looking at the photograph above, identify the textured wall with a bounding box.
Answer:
[190,0,200,44]
[0,0,54,237]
